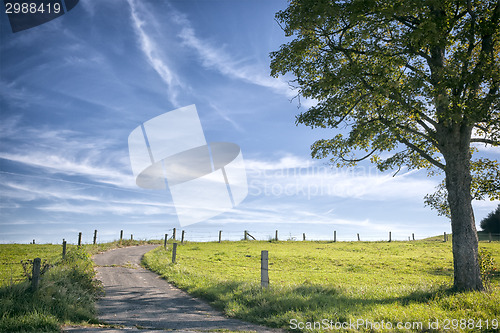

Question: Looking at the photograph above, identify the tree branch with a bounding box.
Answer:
[397,136,446,169]
[340,148,377,163]
[470,138,499,145]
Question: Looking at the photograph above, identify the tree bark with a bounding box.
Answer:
[441,123,484,291]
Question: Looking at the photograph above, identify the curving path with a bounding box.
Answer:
[64,245,283,333]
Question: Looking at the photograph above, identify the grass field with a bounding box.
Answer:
[0,244,69,287]
[0,239,160,332]
[143,240,500,332]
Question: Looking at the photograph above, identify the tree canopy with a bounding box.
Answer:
[271,0,499,290]
[480,204,500,233]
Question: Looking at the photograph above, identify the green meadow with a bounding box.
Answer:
[143,239,500,332]
[0,240,158,332]
[0,239,498,332]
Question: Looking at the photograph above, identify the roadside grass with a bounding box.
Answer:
[143,240,500,332]
[0,247,102,332]
[0,239,161,287]
[0,239,160,332]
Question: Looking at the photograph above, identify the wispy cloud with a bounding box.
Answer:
[177,23,300,101]
[127,0,182,107]
[244,154,438,202]
[208,102,244,133]
[0,151,134,188]
[1,175,176,216]
[0,122,134,188]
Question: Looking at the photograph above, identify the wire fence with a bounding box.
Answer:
[0,261,31,286]
[3,230,498,286]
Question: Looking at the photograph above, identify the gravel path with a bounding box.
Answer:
[64,245,284,333]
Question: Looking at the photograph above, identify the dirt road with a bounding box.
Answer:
[64,245,283,333]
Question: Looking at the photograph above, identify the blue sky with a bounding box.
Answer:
[1,0,498,244]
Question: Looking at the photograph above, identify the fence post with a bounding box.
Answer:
[130,234,133,241]
[63,238,66,260]
[412,233,415,241]
[62,239,67,260]
[334,230,336,243]
[489,233,492,243]
[164,234,168,250]
[444,232,447,242]
[120,230,123,245]
[275,230,278,241]
[78,232,82,247]
[32,239,35,244]
[181,230,185,244]
[303,233,306,241]
[389,232,391,242]
[172,243,178,263]
[261,250,269,288]
[219,230,222,243]
[244,230,248,241]
[32,258,41,291]
[357,233,360,241]
[93,230,97,245]
[173,228,176,240]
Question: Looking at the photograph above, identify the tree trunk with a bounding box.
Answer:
[442,124,484,291]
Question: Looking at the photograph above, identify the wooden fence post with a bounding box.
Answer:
[32,258,41,291]
[244,230,248,241]
[62,239,67,260]
[412,233,415,241]
[78,232,82,246]
[93,230,97,245]
[219,230,222,243]
[389,232,392,242]
[32,239,35,244]
[120,230,123,245]
[303,233,306,241]
[261,250,269,288]
[334,230,337,242]
[181,230,185,244]
[275,230,278,241]
[172,243,178,263]
[173,228,176,240]
[164,234,168,249]
[357,233,360,241]
[130,234,133,241]
[444,232,447,242]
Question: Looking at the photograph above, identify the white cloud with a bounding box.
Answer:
[38,201,171,216]
[244,155,438,202]
[127,0,182,106]
[177,22,308,104]
[0,151,134,188]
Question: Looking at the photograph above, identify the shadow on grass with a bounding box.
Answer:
[174,278,454,328]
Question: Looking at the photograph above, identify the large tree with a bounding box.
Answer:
[270,0,499,291]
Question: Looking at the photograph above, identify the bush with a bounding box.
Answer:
[478,248,497,289]
[480,205,500,234]
[0,247,102,332]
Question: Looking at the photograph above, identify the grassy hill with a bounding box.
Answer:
[144,240,500,332]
